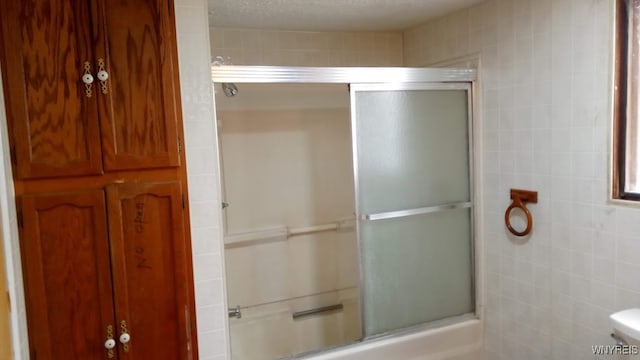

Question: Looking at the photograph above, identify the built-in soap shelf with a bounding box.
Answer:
[224,217,356,249]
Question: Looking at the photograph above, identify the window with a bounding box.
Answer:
[615,0,640,200]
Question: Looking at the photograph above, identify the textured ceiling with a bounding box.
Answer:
[208,0,485,32]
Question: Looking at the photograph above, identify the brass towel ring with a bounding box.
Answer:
[504,189,538,237]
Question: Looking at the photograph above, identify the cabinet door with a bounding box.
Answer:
[93,0,182,171]
[0,0,104,179]
[107,181,196,359]
[20,190,116,359]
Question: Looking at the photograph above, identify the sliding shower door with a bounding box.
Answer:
[351,83,474,337]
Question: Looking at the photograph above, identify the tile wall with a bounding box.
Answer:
[176,0,228,359]
[210,27,403,66]
[405,0,640,359]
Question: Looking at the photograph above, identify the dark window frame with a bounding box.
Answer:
[614,0,640,201]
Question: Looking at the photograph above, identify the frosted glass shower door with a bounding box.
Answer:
[351,83,474,337]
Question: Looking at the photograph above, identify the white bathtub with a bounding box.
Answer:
[299,317,483,360]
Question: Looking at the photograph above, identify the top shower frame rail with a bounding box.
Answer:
[211,65,476,84]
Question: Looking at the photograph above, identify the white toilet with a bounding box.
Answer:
[611,308,640,359]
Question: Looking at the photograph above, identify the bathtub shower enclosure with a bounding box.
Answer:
[212,66,477,359]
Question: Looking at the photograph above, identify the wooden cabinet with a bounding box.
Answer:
[0,0,181,179]
[20,182,195,359]
[0,0,198,358]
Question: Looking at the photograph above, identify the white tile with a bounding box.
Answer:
[570,178,595,204]
[187,174,220,204]
[616,235,640,264]
[175,6,208,36]
[571,203,593,229]
[185,147,219,175]
[569,275,591,301]
[571,152,594,178]
[551,152,571,176]
[197,330,228,357]
[569,227,593,254]
[615,288,640,310]
[551,176,571,201]
[590,280,616,310]
[191,226,223,255]
[570,251,593,279]
[194,253,223,282]
[175,0,206,8]
[195,279,225,306]
[196,305,226,333]
[615,262,640,292]
[185,121,217,149]
[571,127,594,153]
[616,208,640,237]
[189,202,222,229]
[533,128,552,152]
[593,231,616,260]
[592,256,615,284]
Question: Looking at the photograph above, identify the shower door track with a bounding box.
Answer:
[212,65,475,84]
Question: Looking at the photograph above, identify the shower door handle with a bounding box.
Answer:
[361,201,472,221]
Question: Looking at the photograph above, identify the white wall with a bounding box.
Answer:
[405,0,640,359]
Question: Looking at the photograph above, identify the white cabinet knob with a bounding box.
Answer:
[119,332,130,344]
[104,338,116,349]
[97,70,109,81]
[82,74,94,84]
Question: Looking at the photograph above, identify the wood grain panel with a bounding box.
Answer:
[107,181,196,360]
[0,0,103,179]
[95,0,182,171]
[20,190,115,359]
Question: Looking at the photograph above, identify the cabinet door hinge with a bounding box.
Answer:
[178,137,182,153]
[5,291,11,313]
[181,194,185,209]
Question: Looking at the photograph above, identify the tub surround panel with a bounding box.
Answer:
[218,108,354,234]
[229,289,361,360]
[405,0,635,359]
[225,232,359,308]
[217,91,360,356]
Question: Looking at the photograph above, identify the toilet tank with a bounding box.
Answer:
[612,309,640,343]
[611,308,640,359]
